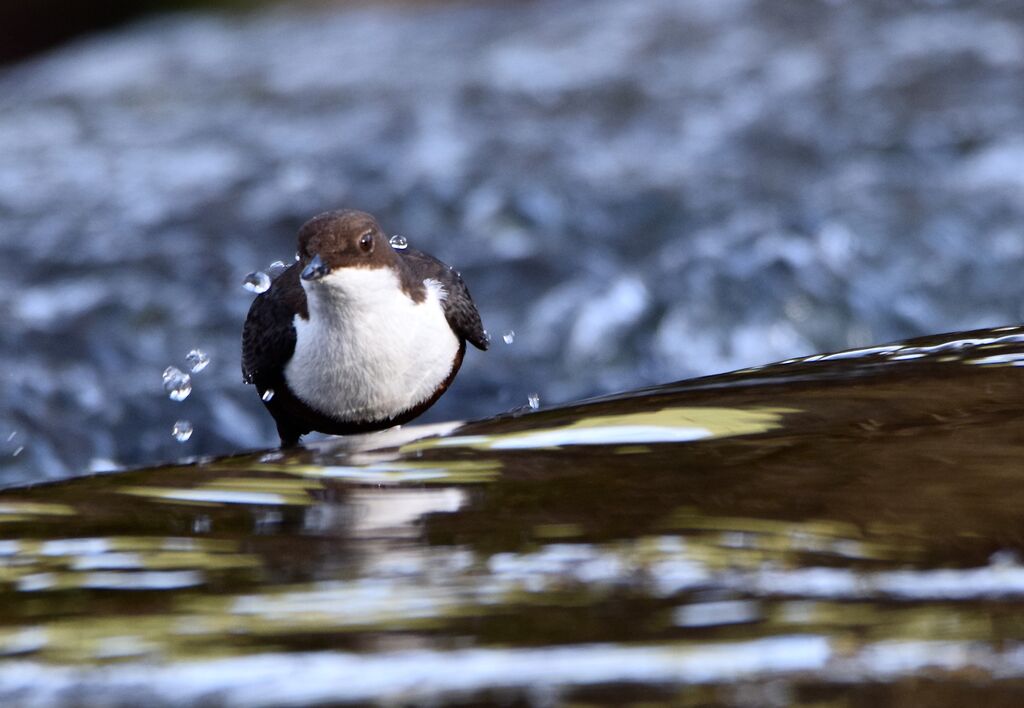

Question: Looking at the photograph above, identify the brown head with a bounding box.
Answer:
[297,210,397,281]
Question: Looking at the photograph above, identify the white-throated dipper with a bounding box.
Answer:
[242,210,488,447]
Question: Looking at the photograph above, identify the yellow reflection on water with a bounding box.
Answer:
[663,508,918,565]
[0,535,261,598]
[0,502,75,520]
[118,486,312,507]
[410,406,799,451]
[283,459,502,485]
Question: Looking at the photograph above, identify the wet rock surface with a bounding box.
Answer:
[1,328,1024,704]
[2,0,1024,482]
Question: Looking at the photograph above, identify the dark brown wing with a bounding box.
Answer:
[399,247,489,351]
[241,264,309,387]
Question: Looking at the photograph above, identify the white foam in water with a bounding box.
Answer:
[673,600,761,628]
[820,345,903,361]
[502,330,515,344]
[0,628,47,655]
[40,538,112,556]
[487,425,712,450]
[0,637,832,705]
[966,352,1024,367]
[16,572,56,592]
[70,553,144,571]
[722,564,1024,600]
[389,235,409,250]
[139,489,291,505]
[243,271,271,293]
[186,349,209,373]
[162,367,192,401]
[80,570,204,590]
[892,334,1024,363]
[172,420,193,442]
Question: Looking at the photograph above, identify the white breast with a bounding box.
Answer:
[284,267,460,423]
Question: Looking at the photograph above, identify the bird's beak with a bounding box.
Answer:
[301,254,329,281]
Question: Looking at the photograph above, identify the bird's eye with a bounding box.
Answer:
[359,232,374,253]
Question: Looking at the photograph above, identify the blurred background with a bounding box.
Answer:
[1,0,1023,485]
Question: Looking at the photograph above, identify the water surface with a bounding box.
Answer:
[1,327,1024,704]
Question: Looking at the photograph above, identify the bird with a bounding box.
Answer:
[242,209,488,447]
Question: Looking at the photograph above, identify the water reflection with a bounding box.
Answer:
[1,328,1024,702]
[416,406,796,450]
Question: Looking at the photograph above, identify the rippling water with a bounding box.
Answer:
[1,328,1024,704]
[1,0,1024,482]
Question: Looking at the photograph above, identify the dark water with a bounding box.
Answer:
[2,0,1024,483]
[1,327,1024,704]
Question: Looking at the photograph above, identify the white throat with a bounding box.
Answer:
[285,267,459,423]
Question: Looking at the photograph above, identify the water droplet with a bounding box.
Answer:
[162,366,192,401]
[262,388,275,402]
[527,393,540,410]
[192,514,211,534]
[502,330,515,344]
[185,349,209,373]
[990,549,1021,567]
[88,458,122,473]
[267,260,288,279]
[5,431,14,442]
[254,509,283,532]
[389,235,409,250]
[12,446,24,457]
[243,271,271,293]
[172,420,193,442]
[295,251,301,262]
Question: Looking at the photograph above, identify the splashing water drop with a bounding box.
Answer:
[267,260,288,279]
[389,235,409,250]
[990,549,1021,567]
[295,251,301,262]
[5,431,14,442]
[12,446,24,457]
[186,349,209,373]
[527,393,540,410]
[192,515,211,534]
[243,271,271,293]
[502,330,515,344]
[88,458,121,473]
[172,420,193,442]
[262,389,275,402]
[162,366,192,401]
